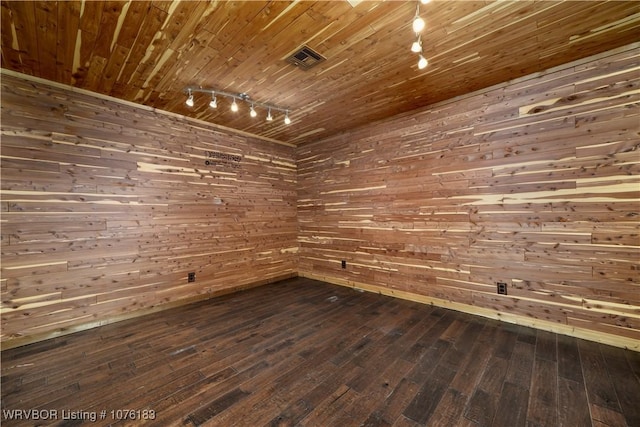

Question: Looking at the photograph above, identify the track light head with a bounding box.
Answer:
[418,55,428,69]
[250,104,257,118]
[231,98,239,112]
[266,108,273,121]
[413,15,425,33]
[412,4,425,33]
[284,111,291,125]
[411,36,422,53]
[209,93,217,108]
[186,89,194,107]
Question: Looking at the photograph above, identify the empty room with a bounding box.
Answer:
[1,1,639,426]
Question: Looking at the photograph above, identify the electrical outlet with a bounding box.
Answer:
[497,282,507,295]
[341,260,347,269]
[188,272,196,283]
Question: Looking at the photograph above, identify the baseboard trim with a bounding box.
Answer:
[4,271,637,352]
[299,272,640,352]
[0,273,296,351]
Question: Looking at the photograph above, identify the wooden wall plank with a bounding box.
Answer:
[297,44,640,350]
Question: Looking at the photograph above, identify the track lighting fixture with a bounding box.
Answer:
[410,1,429,70]
[185,89,194,107]
[183,86,292,124]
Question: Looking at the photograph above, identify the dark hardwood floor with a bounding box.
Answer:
[2,277,639,427]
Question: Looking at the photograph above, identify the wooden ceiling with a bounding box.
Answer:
[1,1,639,146]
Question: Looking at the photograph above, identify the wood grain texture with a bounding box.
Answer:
[1,1,639,145]
[297,43,640,351]
[0,70,298,346]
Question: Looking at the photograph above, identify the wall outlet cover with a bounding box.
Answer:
[497,282,507,295]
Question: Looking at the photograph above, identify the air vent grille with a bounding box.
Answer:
[286,45,326,70]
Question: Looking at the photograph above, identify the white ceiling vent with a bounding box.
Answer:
[286,45,326,70]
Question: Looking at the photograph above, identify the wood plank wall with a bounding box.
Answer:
[0,71,298,348]
[297,44,640,351]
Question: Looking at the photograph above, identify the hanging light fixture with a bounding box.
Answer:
[185,89,194,107]
[182,86,293,124]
